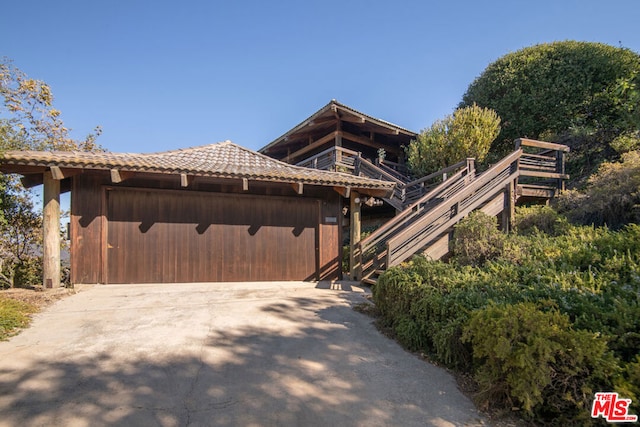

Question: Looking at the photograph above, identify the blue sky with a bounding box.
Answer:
[2,0,640,154]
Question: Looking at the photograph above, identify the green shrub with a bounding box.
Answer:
[557,150,640,228]
[452,211,505,266]
[373,223,640,425]
[514,205,569,236]
[463,302,616,423]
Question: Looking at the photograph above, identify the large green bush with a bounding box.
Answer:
[373,211,640,424]
[460,41,640,155]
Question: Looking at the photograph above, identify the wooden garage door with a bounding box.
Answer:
[105,188,319,283]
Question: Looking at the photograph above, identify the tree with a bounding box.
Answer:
[460,41,640,155]
[406,104,501,177]
[0,58,101,287]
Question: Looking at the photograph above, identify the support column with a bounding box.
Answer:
[43,171,61,288]
[334,125,343,169]
[349,191,361,281]
[501,180,515,233]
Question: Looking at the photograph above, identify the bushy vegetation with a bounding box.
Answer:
[373,209,640,424]
[556,150,640,229]
[406,104,500,177]
[451,210,505,266]
[0,296,36,340]
[461,41,640,156]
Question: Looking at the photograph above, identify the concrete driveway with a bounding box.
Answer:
[0,282,486,427]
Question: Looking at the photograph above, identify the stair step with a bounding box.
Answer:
[374,269,386,276]
[361,277,377,285]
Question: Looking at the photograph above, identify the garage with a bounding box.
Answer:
[106,188,319,283]
[0,141,394,285]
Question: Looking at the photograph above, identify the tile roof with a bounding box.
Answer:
[0,141,395,191]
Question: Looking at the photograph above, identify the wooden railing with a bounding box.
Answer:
[293,139,569,283]
[356,139,569,282]
[385,150,521,270]
[296,146,360,172]
[516,138,570,194]
[357,159,477,280]
[296,145,472,210]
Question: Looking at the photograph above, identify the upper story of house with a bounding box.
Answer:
[258,100,417,169]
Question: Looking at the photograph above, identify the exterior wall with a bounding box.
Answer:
[71,171,342,284]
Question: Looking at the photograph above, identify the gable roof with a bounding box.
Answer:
[0,141,395,193]
[259,99,417,156]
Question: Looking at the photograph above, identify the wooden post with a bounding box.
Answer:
[43,171,61,288]
[349,191,361,281]
[334,130,343,170]
[502,180,515,233]
[557,150,566,193]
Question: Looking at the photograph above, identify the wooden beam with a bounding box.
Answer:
[180,173,194,187]
[50,166,64,180]
[291,182,303,195]
[515,138,570,152]
[349,191,361,281]
[340,114,366,124]
[340,131,401,155]
[242,178,249,191]
[43,171,61,288]
[110,169,135,183]
[502,181,515,232]
[283,131,338,163]
[49,166,84,181]
[520,170,569,180]
[356,187,394,199]
[20,173,44,189]
[0,165,47,174]
[333,186,351,198]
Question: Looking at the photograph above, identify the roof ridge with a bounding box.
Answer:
[145,140,233,157]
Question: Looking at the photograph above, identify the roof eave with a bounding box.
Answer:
[258,100,417,154]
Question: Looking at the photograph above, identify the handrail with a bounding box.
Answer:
[356,157,407,186]
[405,159,471,188]
[354,139,569,282]
[377,161,411,182]
[386,152,521,267]
[386,149,520,249]
[359,166,470,252]
[358,149,521,280]
[357,159,478,279]
[516,138,570,152]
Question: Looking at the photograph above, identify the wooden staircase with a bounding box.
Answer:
[355,139,569,285]
[294,138,569,285]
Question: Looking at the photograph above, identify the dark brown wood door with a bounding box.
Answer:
[105,188,319,283]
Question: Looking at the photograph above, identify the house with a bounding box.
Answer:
[0,141,393,286]
[0,100,569,287]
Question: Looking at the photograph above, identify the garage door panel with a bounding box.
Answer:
[106,189,319,283]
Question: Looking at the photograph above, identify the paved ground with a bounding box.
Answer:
[0,282,486,427]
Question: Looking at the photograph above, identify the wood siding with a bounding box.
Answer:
[71,172,341,284]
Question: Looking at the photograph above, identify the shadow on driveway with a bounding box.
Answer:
[0,283,485,426]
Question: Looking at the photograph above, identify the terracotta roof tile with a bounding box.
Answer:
[1,141,395,190]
